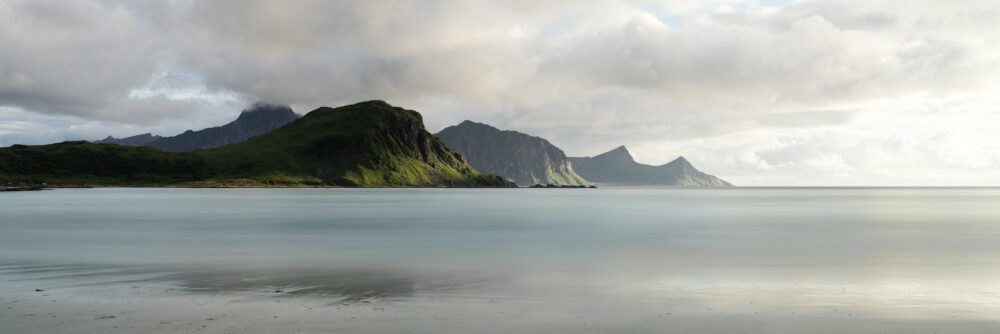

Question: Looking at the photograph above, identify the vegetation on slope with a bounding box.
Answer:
[0,142,209,185]
[0,101,513,188]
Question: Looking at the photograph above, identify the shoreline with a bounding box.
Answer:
[0,186,52,192]
[2,183,602,190]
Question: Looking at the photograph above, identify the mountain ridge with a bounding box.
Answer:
[94,103,299,152]
[94,133,162,146]
[569,146,732,187]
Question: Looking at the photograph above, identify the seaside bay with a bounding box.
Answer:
[2,187,1000,333]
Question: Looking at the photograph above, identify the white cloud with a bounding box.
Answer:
[1,0,1000,185]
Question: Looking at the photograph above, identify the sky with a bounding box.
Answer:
[1,0,999,186]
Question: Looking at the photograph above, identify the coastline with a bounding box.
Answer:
[3,182,602,189]
[1,186,52,192]
[2,184,520,189]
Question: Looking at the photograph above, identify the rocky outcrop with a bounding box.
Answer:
[435,121,589,186]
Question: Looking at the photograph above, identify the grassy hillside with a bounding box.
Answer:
[0,142,210,185]
[0,101,513,188]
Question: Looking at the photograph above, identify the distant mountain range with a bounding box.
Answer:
[435,121,587,186]
[95,103,299,152]
[435,122,731,187]
[569,146,731,186]
[1,101,513,187]
[5,100,731,187]
[94,133,162,146]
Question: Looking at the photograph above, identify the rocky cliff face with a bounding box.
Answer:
[144,103,299,152]
[205,101,515,187]
[569,146,732,186]
[435,121,588,186]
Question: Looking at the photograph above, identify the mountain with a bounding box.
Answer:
[569,146,732,186]
[94,133,162,146]
[0,101,514,188]
[92,103,299,152]
[145,103,300,152]
[435,121,588,186]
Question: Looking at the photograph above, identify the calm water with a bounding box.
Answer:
[2,187,1000,333]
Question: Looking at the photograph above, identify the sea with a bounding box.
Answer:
[2,187,1000,333]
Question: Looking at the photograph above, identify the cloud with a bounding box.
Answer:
[0,1,161,116]
[1,0,1000,185]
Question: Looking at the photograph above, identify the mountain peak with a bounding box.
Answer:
[454,120,500,132]
[242,102,292,113]
[570,150,731,186]
[669,156,691,166]
[354,100,392,108]
[314,100,402,115]
[236,103,296,121]
[592,145,634,162]
[128,103,300,152]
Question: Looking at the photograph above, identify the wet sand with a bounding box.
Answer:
[3,262,999,334]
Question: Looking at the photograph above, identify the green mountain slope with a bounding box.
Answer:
[0,101,513,187]
[435,121,589,186]
[0,142,210,185]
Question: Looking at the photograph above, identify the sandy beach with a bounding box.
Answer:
[3,261,1000,334]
